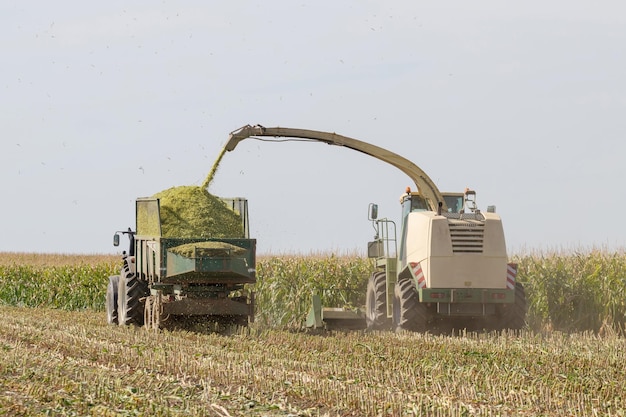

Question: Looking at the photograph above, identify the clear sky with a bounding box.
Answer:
[2,1,625,255]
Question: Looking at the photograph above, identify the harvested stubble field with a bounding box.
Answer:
[1,251,626,416]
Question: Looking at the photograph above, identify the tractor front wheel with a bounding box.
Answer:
[118,271,149,327]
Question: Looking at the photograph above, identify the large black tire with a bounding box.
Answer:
[392,278,429,332]
[500,282,527,330]
[365,271,391,330]
[106,275,120,325]
[118,269,149,327]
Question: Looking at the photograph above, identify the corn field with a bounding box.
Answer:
[512,249,626,334]
[0,253,119,311]
[1,250,625,333]
[254,254,373,328]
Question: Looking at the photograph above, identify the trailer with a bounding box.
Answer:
[106,196,256,331]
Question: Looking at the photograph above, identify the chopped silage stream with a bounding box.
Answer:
[148,145,243,241]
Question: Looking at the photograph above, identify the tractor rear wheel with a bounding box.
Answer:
[118,270,149,327]
[365,271,390,330]
[393,278,429,332]
[106,275,120,325]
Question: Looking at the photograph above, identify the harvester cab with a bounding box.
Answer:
[442,193,463,214]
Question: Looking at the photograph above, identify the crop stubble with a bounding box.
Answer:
[0,305,624,416]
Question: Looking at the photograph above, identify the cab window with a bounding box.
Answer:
[443,195,463,213]
[411,195,429,212]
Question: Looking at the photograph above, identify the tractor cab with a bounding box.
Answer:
[113,227,136,256]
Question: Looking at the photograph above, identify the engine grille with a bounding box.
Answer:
[448,220,485,253]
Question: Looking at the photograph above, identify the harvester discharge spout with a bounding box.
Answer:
[224,124,447,212]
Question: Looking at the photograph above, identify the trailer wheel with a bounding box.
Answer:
[500,282,527,330]
[106,275,120,325]
[365,271,390,330]
[118,271,149,327]
[393,278,428,332]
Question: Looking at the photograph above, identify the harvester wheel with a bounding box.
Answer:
[393,278,428,332]
[500,282,527,330]
[106,275,120,325]
[365,271,390,330]
[118,271,149,327]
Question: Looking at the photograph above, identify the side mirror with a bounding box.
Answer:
[368,203,378,220]
[113,233,120,247]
